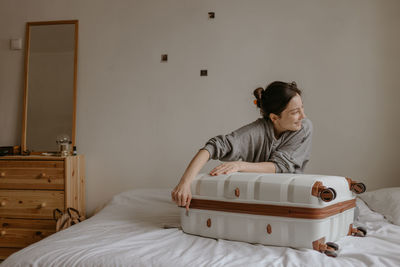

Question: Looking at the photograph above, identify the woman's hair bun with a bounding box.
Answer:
[253,87,264,107]
[253,87,264,100]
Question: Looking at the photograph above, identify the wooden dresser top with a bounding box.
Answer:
[0,155,80,161]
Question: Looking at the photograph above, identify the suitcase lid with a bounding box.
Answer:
[191,173,356,208]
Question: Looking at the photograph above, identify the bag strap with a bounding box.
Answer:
[53,208,64,221]
[56,214,71,232]
[67,207,82,222]
[67,207,84,224]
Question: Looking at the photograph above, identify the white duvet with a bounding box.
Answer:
[2,189,400,267]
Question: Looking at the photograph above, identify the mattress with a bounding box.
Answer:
[2,188,400,267]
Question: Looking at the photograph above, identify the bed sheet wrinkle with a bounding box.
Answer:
[60,245,115,267]
[204,239,236,267]
[128,229,180,248]
[370,223,400,238]
[168,232,224,266]
[143,231,214,262]
[274,249,326,267]
[356,198,386,222]
[338,251,382,267]
[27,245,93,267]
[214,240,263,266]
[339,237,400,265]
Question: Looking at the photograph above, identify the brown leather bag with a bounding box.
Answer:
[53,207,85,232]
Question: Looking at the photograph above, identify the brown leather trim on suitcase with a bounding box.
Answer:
[189,198,356,219]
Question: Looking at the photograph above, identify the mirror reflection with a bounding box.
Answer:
[24,22,77,152]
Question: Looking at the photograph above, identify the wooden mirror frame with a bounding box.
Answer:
[21,20,79,154]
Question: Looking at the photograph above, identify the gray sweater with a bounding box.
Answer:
[201,118,313,173]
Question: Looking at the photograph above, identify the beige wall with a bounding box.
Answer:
[1,0,399,215]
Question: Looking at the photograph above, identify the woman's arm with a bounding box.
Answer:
[239,161,276,173]
[209,161,276,176]
[171,149,210,210]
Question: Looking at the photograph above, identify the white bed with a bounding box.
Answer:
[2,188,400,267]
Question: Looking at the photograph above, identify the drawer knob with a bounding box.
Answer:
[0,172,5,177]
[39,173,47,178]
[39,202,47,209]
[0,201,6,207]
[0,230,5,236]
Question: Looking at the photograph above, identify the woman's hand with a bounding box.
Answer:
[209,161,243,176]
[171,182,192,211]
[171,149,210,211]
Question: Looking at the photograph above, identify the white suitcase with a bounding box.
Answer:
[180,173,366,257]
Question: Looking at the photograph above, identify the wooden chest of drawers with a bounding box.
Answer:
[0,155,85,259]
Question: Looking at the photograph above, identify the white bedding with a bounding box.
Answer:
[2,189,400,267]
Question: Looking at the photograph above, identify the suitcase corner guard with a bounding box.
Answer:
[348,223,367,237]
[311,181,337,202]
[345,178,367,194]
[312,237,339,257]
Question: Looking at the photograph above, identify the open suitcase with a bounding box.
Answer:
[181,173,366,257]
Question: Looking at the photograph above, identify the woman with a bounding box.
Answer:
[171,81,312,209]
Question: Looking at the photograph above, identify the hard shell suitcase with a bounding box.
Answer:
[180,173,366,257]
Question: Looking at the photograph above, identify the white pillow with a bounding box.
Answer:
[358,187,400,226]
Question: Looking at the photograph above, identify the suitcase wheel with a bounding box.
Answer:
[324,250,338,258]
[326,242,339,251]
[332,188,337,199]
[320,188,337,202]
[356,226,367,237]
[352,183,366,194]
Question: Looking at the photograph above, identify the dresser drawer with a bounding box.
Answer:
[0,161,64,190]
[0,161,63,169]
[0,218,56,248]
[0,190,64,219]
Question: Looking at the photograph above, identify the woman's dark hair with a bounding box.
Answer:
[253,81,302,120]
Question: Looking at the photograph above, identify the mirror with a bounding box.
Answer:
[21,20,78,153]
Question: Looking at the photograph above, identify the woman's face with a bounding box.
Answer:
[271,94,306,132]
